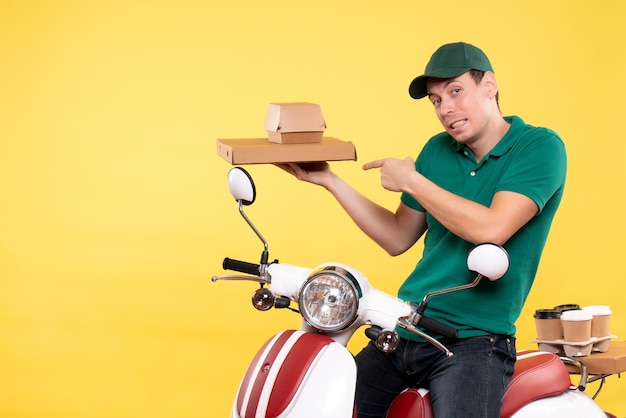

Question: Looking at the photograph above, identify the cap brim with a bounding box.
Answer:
[408,67,471,99]
[408,76,428,99]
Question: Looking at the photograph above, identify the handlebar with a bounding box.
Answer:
[211,257,268,284]
[416,316,458,340]
[215,256,458,356]
[408,301,458,340]
[223,258,260,275]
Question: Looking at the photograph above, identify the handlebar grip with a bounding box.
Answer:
[364,326,382,341]
[418,316,458,340]
[222,258,260,276]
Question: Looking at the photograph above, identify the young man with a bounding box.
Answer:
[278,42,566,417]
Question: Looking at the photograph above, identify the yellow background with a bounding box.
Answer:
[1,1,624,417]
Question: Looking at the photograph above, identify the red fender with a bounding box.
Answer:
[386,388,432,418]
[236,330,336,418]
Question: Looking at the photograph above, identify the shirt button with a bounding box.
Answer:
[470,171,476,176]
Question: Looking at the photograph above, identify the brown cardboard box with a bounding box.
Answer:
[264,102,326,144]
[216,137,357,165]
[565,341,626,375]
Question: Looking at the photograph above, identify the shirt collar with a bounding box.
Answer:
[450,115,522,159]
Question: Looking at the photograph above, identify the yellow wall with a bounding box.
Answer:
[1,1,624,417]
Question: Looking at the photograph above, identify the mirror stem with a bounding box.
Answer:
[238,199,269,254]
[422,274,484,304]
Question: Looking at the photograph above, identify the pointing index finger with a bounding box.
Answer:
[362,159,384,171]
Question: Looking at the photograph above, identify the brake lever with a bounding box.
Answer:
[211,274,270,284]
[397,318,453,358]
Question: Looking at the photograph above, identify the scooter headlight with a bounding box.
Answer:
[298,266,361,332]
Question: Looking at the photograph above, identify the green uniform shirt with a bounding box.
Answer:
[398,115,567,341]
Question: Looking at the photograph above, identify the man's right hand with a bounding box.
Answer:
[275,162,332,187]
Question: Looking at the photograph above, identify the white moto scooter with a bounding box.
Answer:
[213,167,614,418]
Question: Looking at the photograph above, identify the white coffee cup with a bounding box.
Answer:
[582,305,612,338]
[560,309,592,342]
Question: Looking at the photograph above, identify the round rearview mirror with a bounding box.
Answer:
[227,167,256,205]
[466,243,509,281]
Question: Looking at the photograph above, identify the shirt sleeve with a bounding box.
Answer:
[495,127,567,212]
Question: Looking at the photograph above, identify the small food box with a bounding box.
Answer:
[264,102,326,144]
[216,102,356,165]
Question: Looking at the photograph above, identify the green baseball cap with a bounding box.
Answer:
[408,42,493,99]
